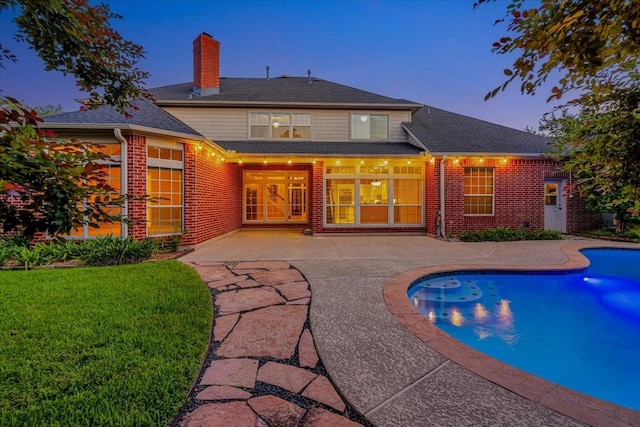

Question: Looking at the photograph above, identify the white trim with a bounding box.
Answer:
[42,123,205,142]
[114,128,128,238]
[463,166,495,217]
[323,165,423,227]
[349,112,390,141]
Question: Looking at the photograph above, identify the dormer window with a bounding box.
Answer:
[350,114,388,140]
[250,112,311,139]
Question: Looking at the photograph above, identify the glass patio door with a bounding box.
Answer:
[243,171,308,223]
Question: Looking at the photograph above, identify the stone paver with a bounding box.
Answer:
[233,261,291,270]
[201,358,259,388]
[212,313,239,342]
[216,305,307,359]
[257,361,317,393]
[298,328,319,369]
[287,297,311,305]
[215,287,285,315]
[274,281,312,301]
[181,402,264,427]
[250,268,305,286]
[207,275,250,289]
[233,279,262,289]
[177,261,365,426]
[196,385,252,401]
[248,395,307,426]
[303,407,364,427]
[302,375,346,412]
[193,264,235,283]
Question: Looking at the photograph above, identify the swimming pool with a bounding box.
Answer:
[408,248,640,412]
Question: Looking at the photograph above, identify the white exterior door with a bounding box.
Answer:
[544,180,566,232]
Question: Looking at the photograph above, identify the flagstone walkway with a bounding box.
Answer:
[175,260,368,427]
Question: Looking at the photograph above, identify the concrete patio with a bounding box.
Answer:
[180,230,639,426]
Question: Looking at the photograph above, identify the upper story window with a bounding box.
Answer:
[250,112,311,139]
[350,114,388,140]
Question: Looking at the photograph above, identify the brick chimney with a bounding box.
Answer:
[193,32,220,96]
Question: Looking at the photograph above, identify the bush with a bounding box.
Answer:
[0,236,159,268]
[457,227,562,242]
[79,236,158,266]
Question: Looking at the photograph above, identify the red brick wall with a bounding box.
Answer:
[437,158,558,235]
[183,146,242,246]
[566,192,603,233]
[311,161,324,233]
[193,33,220,93]
[126,135,148,240]
[425,160,438,235]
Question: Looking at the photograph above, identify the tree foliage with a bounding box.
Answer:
[0,0,151,115]
[479,0,640,227]
[540,77,640,229]
[477,0,640,102]
[0,0,153,239]
[0,98,124,240]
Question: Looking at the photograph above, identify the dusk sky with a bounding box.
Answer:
[0,0,560,131]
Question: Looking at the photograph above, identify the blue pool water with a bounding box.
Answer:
[407,248,640,411]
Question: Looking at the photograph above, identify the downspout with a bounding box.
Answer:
[439,155,448,238]
[114,128,128,237]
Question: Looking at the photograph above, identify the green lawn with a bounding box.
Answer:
[0,261,211,426]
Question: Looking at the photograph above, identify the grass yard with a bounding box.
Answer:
[0,261,211,426]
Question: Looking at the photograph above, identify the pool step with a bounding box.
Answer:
[412,277,483,304]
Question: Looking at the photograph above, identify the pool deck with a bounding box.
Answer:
[179,231,640,426]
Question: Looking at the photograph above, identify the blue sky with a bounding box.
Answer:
[0,0,559,131]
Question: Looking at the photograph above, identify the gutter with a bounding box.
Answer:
[42,122,228,157]
[439,155,447,238]
[428,151,547,158]
[114,128,129,237]
[42,123,206,143]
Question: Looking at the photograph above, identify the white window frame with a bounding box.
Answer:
[147,141,184,237]
[463,167,495,216]
[249,112,312,140]
[66,142,125,239]
[324,162,423,227]
[350,113,389,141]
[242,170,309,223]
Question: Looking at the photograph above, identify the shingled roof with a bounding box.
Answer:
[404,106,550,155]
[219,141,424,156]
[43,99,203,138]
[150,77,421,108]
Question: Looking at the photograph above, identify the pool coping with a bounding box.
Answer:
[383,243,640,427]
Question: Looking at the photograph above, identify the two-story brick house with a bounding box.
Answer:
[42,33,600,246]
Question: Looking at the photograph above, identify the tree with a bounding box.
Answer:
[479,0,640,226]
[1,0,152,115]
[540,78,640,232]
[1,98,123,240]
[477,0,640,102]
[0,0,151,239]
